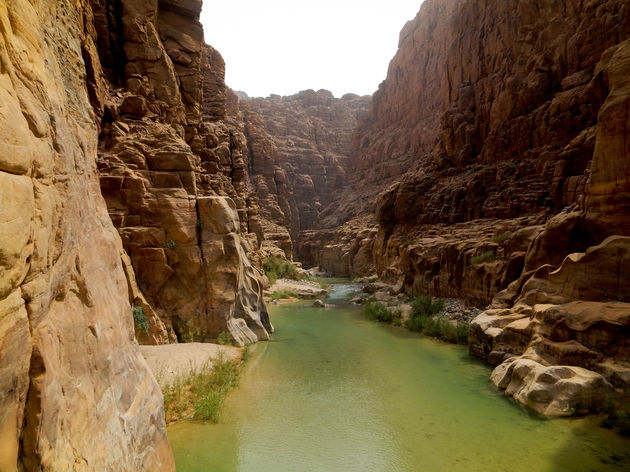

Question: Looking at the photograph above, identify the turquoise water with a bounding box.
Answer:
[168,284,630,471]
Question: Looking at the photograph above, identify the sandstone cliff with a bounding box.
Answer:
[469,37,630,415]
[301,0,630,297]
[93,0,272,346]
[0,0,173,469]
[297,0,630,415]
[240,90,370,257]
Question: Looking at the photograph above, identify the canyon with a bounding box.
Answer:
[300,0,630,416]
[1,0,629,470]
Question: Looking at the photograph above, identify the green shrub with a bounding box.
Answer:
[492,231,512,244]
[263,257,298,285]
[271,290,300,301]
[162,354,241,424]
[426,317,455,341]
[405,295,468,345]
[470,251,496,264]
[410,295,444,319]
[242,345,251,362]
[362,302,402,324]
[132,305,149,335]
[217,331,233,346]
[174,318,204,343]
[455,322,470,345]
[391,308,403,326]
[164,239,176,249]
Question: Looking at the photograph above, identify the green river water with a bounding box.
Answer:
[168,284,630,472]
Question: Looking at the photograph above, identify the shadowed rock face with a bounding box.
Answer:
[94,0,272,345]
[240,90,370,256]
[300,0,630,299]
[0,0,174,469]
[296,0,630,415]
[469,39,630,415]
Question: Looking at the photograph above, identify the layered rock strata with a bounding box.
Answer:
[241,90,370,255]
[301,0,630,298]
[0,0,173,469]
[299,0,630,415]
[297,216,378,277]
[469,38,630,415]
[93,0,272,345]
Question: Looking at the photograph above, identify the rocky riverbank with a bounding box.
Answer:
[141,343,242,387]
[265,278,329,303]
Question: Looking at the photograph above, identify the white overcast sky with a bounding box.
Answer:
[200,1,424,98]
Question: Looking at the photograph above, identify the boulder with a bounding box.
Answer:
[491,358,614,416]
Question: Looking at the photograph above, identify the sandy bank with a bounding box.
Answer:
[140,343,242,386]
[268,278,328,300]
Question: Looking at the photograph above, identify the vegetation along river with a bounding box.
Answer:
[168,283,630,471]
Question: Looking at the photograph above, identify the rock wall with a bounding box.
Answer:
[0,0,173,469]
[297,0,630,415]
[301,0,630,300]
[94,0,272,345]
[241,90,370,256]
[350,0,630,208]
[469,38,630,415]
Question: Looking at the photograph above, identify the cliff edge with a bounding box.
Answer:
[0,0,174,469]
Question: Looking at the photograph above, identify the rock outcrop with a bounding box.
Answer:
[240,90,370,255]
[469,37,630,414]
[0,0,173,469]
[298,0,630,415]
[470,237,630,415]
[94,0,272,345]
[301,0,630,298]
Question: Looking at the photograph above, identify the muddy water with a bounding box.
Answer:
[168,284,630,471]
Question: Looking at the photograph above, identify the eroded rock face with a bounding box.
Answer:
[303,0,630,299]
[0,0,173,469]
[468,39,630,414]
[470,236,630,413]
[94,1,271,345]
[298,1,630,415]
[349,0,630,212]
[199,197,272,345]
[296,216,378,277]
[490,359,614,416]
[241,90,370,254]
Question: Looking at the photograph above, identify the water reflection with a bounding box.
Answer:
[169,286,630,472]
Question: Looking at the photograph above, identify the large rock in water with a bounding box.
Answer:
[0,0,173,469]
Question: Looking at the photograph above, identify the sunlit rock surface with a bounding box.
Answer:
[298,0,630,415]
[95,0,271,344]
[0,0,174,469]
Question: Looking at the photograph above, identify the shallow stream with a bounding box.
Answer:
[168,284,630,471]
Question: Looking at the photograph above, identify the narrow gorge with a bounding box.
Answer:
[1,0,629,470]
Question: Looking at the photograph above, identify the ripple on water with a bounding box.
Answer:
[168,286,630,472]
